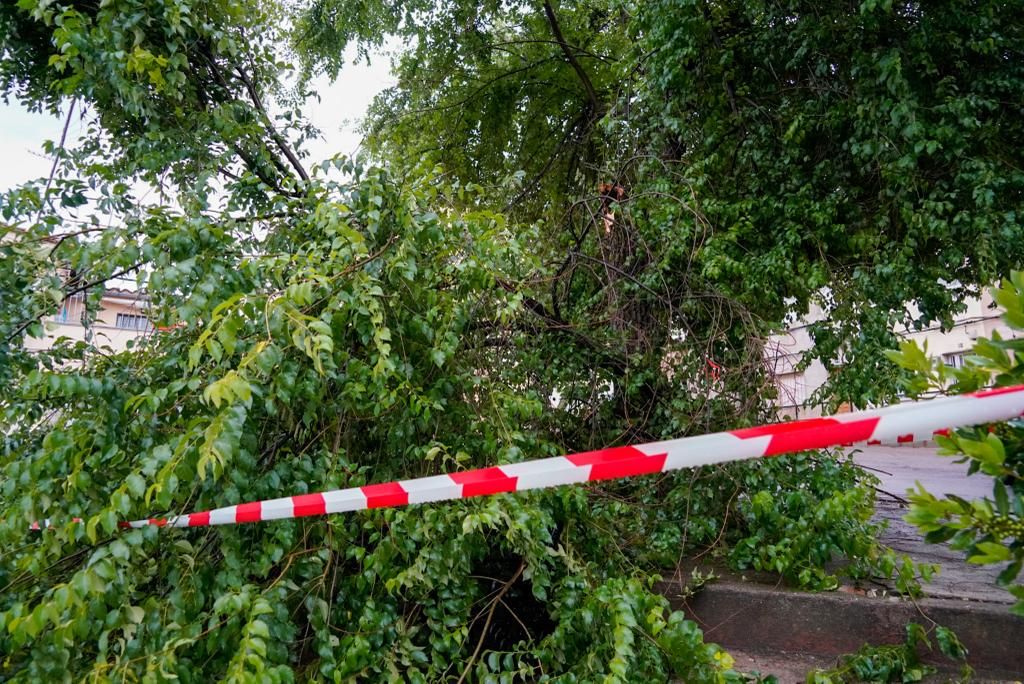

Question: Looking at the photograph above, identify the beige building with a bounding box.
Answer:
[3,229,155,355]
[769,289,1021,418]
[25,287,153,354]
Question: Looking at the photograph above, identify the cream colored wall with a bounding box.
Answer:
[24,295,152,353]
[768,302,829,418]
[900,289,1019,361]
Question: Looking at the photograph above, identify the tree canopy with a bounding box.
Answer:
[343,0,1024,405]
[1,0,1021,680]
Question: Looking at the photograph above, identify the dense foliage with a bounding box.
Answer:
[348,0,1024,406]
[889,273,1024,615]
[728,450,929,594]
[0,0,1021,680]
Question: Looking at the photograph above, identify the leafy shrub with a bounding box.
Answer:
[0,163,745,682]
[2,0,1009,678]
[728,452,931,593]
[807,622,971,684]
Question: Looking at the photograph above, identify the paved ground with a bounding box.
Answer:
[846,445,1009,604]
[850,444,991,501]
[726,646,1014,683]
[726,647,1008,684]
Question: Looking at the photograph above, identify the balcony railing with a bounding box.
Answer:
[52,294,85,325]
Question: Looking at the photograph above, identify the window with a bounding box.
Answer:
[776,372,806,406]
[54,301,74,323]
[115,313,151,331]
[942,352,965,369]
[53,293,84,324]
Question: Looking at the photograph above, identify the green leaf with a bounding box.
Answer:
[125,473,146,499]
[968,542,1012,564]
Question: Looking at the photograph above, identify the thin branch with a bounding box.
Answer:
[35,99,77,224]
[542,0,600,114]
[393,57,560,122]
[496,598,533,642]
[494,277,628,374]
[3,226,106,255]
[503,110,585,212]
[193,44,297,194]
[489,38,615,64]
[568,250,669,304]
[229,141,289,196]
[456,561,525,684]
[5,261,146,343]
[217,165,242,182]
[874,487,910,505]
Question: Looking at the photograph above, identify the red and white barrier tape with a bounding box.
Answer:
[105,385,1024,529]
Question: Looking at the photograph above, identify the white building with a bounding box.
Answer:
[768,289,1021,418]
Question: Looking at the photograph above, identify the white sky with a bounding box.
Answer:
[0,48,395,193]
[0,102,68,190]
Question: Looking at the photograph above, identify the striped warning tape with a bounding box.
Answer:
[105,385,1024,529]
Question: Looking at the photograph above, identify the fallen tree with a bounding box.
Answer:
[1,1,1021,680]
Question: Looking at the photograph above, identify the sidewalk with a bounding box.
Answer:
[850,445,1010,604]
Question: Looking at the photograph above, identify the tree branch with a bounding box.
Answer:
[489,38,614,64]
[542,0,601,114]
[236,67,310,182]
[456,561,525,684]
[193,44,299,194]
[35,99,77,225]
[503,109,586,212]
[495,278,628,374]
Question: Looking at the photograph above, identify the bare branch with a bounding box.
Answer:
[456,561,525,684]
[542,0,601,114]
[35,99,77,225]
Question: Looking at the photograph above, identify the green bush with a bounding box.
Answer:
[728,452,930,594]
[807,622,971,683]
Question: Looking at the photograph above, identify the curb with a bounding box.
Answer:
[655,579,1024,679]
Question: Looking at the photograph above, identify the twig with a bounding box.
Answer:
[497,597,532,642]
[873,486,910,505]
[857,463,894,477]
[236,66,309,182]
[35,98,77,224]
[193,43,296,195]
[456,560,525,684]
[490,39,613,63]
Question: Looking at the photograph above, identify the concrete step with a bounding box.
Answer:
[726,648,835,683]
[656,578,1024,681]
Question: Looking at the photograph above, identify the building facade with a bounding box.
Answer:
[24,288,152,354]
[768,289,1021,418]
